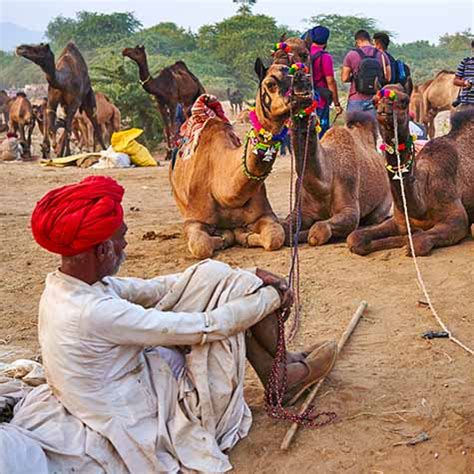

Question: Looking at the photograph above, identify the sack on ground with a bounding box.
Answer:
[111,129,157,167]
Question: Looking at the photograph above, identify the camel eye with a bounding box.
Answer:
[266,81,278,91]
[300,53,308,62]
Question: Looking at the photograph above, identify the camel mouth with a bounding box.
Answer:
[291,90,313,107]
[15,46,29,57]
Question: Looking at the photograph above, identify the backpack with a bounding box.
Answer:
[386,52,410,86]
[353,48,384,95]
[310,50,333,105]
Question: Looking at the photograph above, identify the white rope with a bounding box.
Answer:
[392,111,473,356]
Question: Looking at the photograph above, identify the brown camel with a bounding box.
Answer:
[272,36,310,66]
[226,88,244,114]
[122,45,205,155]
[409,79,432,123]
[31,97,48,136]
[347,84,474,256]
[0,90,12,131]
[16,42,105,157]
[73,92,121,150]
[170,60,295,259]
[422,71,459,138]
[8,92,35,157]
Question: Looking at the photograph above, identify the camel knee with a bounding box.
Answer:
[187,235,215,260]
[347,230,372,255]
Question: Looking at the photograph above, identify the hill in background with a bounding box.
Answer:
[0,22,44,52]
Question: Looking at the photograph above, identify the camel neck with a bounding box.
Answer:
[136,57,153,91]
[40,58,60,89]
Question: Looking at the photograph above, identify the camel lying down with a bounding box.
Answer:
[348,85,474,256]
[171,61,298,259]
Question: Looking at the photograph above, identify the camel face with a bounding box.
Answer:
[273,38,309,66]
[374,84,410,129]
[16,43,54,68]
[122,45,146,63]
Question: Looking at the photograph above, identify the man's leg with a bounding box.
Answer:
[317,106,330,139]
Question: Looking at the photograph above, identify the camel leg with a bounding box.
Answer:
[59,104,79,157]
[234,215,285,251]
[347,217,403,255]
[184,221,235,259]
[42,99,58,158]
[84,109,105,152]
[157,103,172,152]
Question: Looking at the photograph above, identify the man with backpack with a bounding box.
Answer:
[305,25,342,137]
[373,32,412,96]
[341,30,391,115]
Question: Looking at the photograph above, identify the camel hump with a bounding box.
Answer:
[435,69,456,77]
[450,108,474,134]
[345,111,378,138]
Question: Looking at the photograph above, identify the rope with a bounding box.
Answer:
[392,111,474,356]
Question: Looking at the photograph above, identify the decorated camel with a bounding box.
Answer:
[347,84,474,256]
[72,92,121,150]
[272,37,392,246]
[422,71,459,138]
[8,92,36,157]
[226,88,244,114]
[122,45,204,156]
[16,42,105,157]
[170,59,295,259]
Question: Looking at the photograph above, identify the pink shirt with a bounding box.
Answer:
[310,44,334,108]
[343,45,389,101]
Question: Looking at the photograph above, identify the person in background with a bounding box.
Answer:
[453,39,474,111]
[341,30,391,116]
[306,25,342,137]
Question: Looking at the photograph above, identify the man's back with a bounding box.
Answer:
[456,56,474,105]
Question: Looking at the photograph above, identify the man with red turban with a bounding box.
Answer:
[1,176,336,473]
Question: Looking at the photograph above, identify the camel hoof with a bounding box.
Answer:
[188,241,215,260]
[347,232,371,256]
[262,226,285,251]
[308,222,332,247]
[219,230,235,249]
[405,243,432,257]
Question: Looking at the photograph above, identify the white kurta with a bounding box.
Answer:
[1,260,280,473]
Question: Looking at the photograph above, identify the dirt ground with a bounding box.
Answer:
[0,125,473,473]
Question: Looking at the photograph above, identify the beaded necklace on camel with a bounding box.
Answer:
[376,88,418,178]
[241,108,289,181]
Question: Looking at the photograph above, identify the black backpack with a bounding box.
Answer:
[310,50,333,105]
[386,52,410,86]
[353,48,384,95]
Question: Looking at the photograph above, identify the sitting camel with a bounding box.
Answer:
[278,42,391,246]
[16,42,105,157]
[348,84,474,256]
[8,92,35,157]
[122,45,204,156]
[170,60,294,259]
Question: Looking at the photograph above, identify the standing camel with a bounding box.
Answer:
[226,88,244,114]
[122,45,204,156]
[422,71,459,138]
[348,84,474,256]
[0,90,12,130]
[16,42,105,157]
[170,60,294,259]
[409,80,433,123]
[8,92,36,157]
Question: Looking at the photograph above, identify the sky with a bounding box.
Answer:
[0,0,472,44]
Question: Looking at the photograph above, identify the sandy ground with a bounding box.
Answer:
[0,123,473,473]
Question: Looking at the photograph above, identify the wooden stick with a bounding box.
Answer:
[280,300,368,450]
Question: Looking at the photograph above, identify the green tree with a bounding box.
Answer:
[232,0,257,15]
[439,29,472,52]
[46,11,142,51]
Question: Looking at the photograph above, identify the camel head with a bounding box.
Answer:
[373,84,411,131]
[272,37,309,67]
[16,43,55,70]
[122,45,147,64]
[254,58,301,132]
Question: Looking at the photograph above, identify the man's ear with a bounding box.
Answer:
[255,58,268,82]
[95,240,112,261]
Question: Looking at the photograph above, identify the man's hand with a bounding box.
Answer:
[334,104,343,116]
[256,268,294,310]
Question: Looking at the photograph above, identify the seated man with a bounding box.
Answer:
[0,176,336,473]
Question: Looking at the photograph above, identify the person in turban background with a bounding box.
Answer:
[0,176,337,473]
[302,25,342,137]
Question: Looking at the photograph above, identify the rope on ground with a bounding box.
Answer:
[392,112,474,356]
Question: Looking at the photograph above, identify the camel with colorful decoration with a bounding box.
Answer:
[274,37,392,247]
[170,59,295,259]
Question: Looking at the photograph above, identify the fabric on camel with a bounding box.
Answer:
[0,259,280,473]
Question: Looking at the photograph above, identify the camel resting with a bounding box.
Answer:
[348,84,474,256]
[170,60,296,259]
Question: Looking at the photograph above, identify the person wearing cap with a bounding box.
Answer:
[306,25,342,137]
[0,176,337,473]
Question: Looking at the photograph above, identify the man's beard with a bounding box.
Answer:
[110,251,126,276]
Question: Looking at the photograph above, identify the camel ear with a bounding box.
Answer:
[304,32,313,51]
[280,32,287,42]
[254,58,268,82]
[404,77,413,97]
[374,77,382,92]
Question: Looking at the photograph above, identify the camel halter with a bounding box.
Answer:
[139,75,152,86]
[391,103,474,356]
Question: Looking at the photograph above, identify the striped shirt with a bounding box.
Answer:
[456,56,474,105]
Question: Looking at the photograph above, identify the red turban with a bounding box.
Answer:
[31,176,125,256]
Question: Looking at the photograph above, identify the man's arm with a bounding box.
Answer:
[326,76,342,112]
[83,285,281,347]
[341,66,352,83]
[454,59,467,87]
